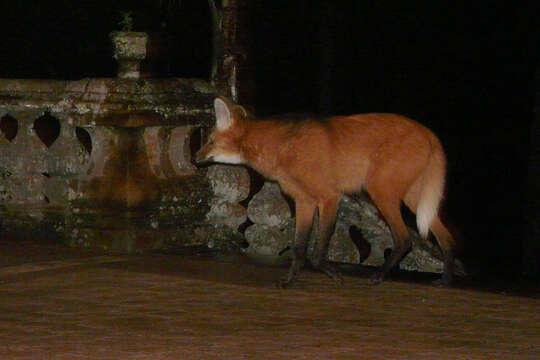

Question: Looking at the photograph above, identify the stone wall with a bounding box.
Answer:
[0,77,246,252]
[241,181,465,275]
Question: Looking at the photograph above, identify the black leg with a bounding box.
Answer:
[369,230,412,285]
[277,200,316,288]
[311,198,343,285]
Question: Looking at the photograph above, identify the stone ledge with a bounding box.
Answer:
[0,78,217,127]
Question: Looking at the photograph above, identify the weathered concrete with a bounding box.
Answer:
[0,3,254,255]
[0,78,216,127]
[204,165,249,232]
[246,181,291,227]
[0,77,238,252]
[243,182,465,275]
[110,31,149,79]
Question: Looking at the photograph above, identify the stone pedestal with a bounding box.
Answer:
[110,31,149,79]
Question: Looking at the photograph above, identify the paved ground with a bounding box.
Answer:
[0,239,538,359]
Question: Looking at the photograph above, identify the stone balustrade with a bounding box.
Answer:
[0,77,246,252]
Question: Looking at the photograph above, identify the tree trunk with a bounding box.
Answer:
[209,0,255,106]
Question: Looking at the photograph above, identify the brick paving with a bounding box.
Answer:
[0,240,538,359]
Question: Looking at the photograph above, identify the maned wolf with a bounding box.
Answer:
[196,97,455,288]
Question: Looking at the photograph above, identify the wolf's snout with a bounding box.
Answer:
[194,148,210,165]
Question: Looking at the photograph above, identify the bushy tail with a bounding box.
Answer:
[416,145,446,239]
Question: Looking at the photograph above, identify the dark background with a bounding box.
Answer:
[0,1,537,279]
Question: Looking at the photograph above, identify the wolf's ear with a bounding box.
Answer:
[214,97,234,130]
[232,105,249,121]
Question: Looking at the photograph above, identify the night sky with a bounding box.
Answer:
[0,1,538,277]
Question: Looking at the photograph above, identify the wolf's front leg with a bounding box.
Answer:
[311,197,343,286]
[278,251,306,288]
[277,200,316,288]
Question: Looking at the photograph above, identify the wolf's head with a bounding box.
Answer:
[195,97,250,165]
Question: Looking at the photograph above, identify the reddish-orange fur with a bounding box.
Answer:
[196,97,456,287]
